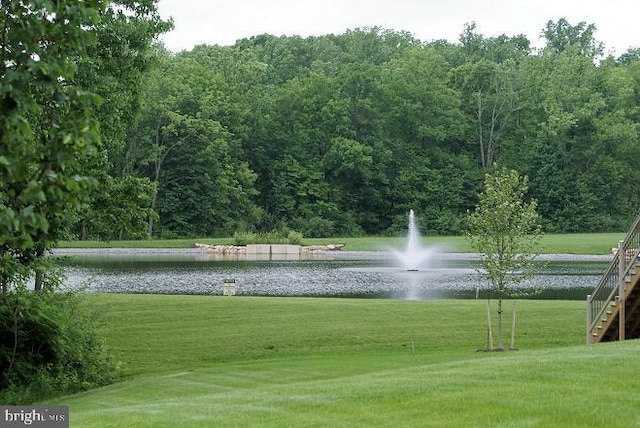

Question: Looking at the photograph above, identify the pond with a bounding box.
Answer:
[56,250,609,300]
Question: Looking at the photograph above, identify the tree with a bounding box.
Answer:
[541,18,604,60]
[467,166,542,350]
[131,50,261,237]
[0,0,103,291]
[452,24,530,171]
[0,0,118,402]
[321,137,375,234]
[520,44,638,232]
[81,175,157,240]
[80,23,640,237]
[75,1,172,240]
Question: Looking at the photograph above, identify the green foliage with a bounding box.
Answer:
[232,230,304,245]
[74,0,171,240]
[286,230,304,245]
[0,289,116,404]
[29,14,637,239]
[0,0,104,290]
[467,166,543,295]
[81,175,157,240]
[242,19,637,236]
[0,0,167,405]
[128,50,261,238]
[467,166,543,350]
[542,18,604,59]
[294,216,337,238]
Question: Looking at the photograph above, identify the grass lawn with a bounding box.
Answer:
[58,232,626,254]
[49,294,640,427]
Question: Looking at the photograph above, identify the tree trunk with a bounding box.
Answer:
[510,300,517,350]
[486,299,494,351]
[147,120,182,238]
[33,245,45,292]
[476,91,486,169]
[497,298,504,350]
[34,272,44,292]
[147,187,157,237]
[148,121,163,238]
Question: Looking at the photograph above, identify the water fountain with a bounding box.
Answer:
[59,208,601,299]
[394,210,436,271]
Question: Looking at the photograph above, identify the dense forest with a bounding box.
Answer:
[81,17,640,239]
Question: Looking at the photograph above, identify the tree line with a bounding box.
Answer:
[12,7,640,241]
[86,19,638,240]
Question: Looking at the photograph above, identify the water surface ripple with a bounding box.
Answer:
[58,252,607,300]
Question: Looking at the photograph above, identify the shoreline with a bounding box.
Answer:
[50,247,613,262]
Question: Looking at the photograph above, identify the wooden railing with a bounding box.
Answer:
[587,210,640,344]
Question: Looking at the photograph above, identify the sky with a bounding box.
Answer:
[157,0,639,56]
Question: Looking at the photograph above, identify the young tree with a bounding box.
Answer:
[467,166,542,350]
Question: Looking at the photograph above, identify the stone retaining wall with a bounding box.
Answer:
[194,243,344,258]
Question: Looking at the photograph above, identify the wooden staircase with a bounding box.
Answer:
[587,211,640,343]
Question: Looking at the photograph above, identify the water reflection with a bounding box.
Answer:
[57,253,606,300]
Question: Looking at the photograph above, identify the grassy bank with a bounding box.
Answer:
[50,295,640,427]
[58,232,625,254]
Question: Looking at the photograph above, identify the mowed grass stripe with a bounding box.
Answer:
[59,341,640,427]
[46,294,638,427]
[84,295,586,376]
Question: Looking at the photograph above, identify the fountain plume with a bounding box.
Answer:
[394,210,435,271]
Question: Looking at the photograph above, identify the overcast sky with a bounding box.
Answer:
[157,0,639,56]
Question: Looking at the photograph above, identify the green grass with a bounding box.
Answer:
[58,232,625,254]
[49,294,640,427]
[57,237,236,249]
